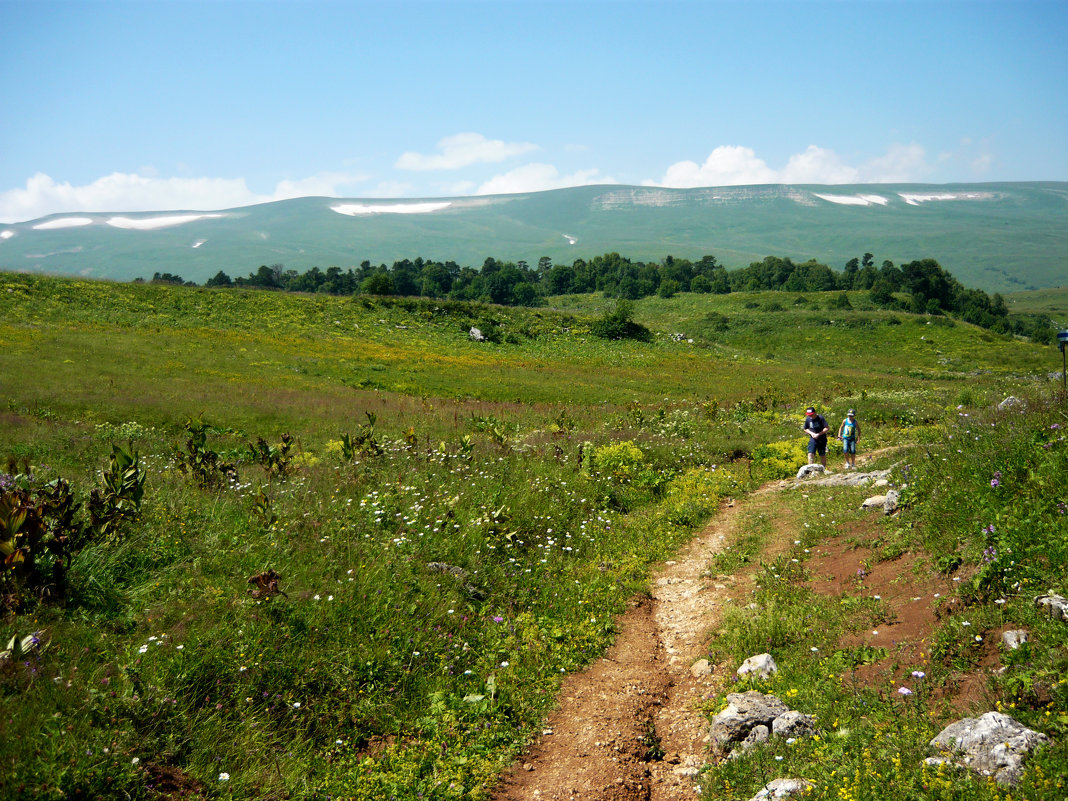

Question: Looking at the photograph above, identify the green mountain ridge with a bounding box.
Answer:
[2,182,1066,292]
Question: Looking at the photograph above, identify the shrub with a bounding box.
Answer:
[591,301,652,341]
[589,440,646,480]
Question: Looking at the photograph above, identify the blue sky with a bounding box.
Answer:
[1,0,1065,223]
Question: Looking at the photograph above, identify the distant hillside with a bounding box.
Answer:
[1,182,1066,292]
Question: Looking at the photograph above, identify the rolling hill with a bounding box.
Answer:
[1,182,1066,292]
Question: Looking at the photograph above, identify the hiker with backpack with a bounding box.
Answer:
[837,409,860,470]
[803,406,830,468]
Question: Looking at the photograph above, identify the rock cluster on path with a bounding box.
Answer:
[926,711,1049,786]
[709,690,816,755]
[861,488,900,515]
[794,467,893,488]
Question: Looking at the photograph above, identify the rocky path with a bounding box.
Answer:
[491,498,748,801]
[492,458,902,801]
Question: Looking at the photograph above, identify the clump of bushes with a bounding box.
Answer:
[591,301,652,341]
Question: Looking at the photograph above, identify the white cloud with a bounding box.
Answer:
[781,145,860,184]
[858,142,929,183]
[475,163,608,196]
[657,145,780,187]
[654,143,936,188]
[0,170,369,224]
[272,171,368,199]
[396,132,538,171]
[971,153,994,174]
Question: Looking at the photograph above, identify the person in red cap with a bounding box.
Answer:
[802,406,830,467]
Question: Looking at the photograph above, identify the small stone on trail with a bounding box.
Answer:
[690,658,712,677]
[796,464,825,479]
[737,652,778,680]
[1035,593,1068,620]
[861,494,887,509]
[748,778,816,800]
[1002,630,1028,650]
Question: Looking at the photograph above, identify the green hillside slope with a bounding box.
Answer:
[1,275,1066,800]
[1,182,1066,292]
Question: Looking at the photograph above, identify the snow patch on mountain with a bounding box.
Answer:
[34,217,94,230]
[898,192,994,205]
[331,202,452,216]
[106,214,226,230]
[814,193,889,206]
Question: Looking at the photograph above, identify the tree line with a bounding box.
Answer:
[142,251,1059,344]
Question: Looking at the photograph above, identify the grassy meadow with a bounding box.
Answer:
[1,272,1066,800]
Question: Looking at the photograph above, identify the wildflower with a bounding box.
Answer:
[293,702,301,709]
[493,616,504,623]
[912,671,926,679]
[138,645,148,654]
[219,772,230,782]
[500,661,510,667]
[990,478,1000,488]
[131,757,140,766]
[898,687,913,696]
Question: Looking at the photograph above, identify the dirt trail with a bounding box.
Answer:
[492,453,910,801]
[492,498,749,801]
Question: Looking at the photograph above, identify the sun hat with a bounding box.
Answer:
[805,407,815,415]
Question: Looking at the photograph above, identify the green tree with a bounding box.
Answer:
[658,279,680,298]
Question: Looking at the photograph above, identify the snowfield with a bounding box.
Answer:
[33,217,94,230]
[898,192,993,205]
[814,193,889,206]
[106,214,225,230]
[330,202,452,216]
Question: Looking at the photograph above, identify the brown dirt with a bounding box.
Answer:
[492,498,746,801]
[492,461,990,800]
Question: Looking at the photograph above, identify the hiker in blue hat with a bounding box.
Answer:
[837,409,860,470]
